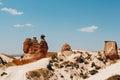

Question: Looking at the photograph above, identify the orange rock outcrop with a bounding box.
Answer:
[23,35,48,55]
[104,41,119,60]
[13,34,49,65]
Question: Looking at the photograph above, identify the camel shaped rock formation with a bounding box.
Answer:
[13,34,49,65]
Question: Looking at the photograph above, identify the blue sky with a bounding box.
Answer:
[0,0,120,55]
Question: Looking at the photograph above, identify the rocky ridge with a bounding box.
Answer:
[0,35,119,80]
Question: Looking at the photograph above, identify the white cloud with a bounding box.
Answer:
[25,24,32,27]
[0,2,3,5]
[14,24,32,28]
[79,25,98,32]
[1,7,24,15]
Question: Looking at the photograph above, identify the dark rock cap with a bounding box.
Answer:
[41,34,45,39]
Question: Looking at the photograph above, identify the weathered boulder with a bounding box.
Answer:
[61,43,72,52]
[103,41,119,60]
[61,43,72,57]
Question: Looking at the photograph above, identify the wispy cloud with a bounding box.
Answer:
[0,2,3,5]
[1,7,24,15]
[78,25,98,32]
[14,24,32,28]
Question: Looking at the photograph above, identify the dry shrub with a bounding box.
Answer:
[106,74,120,80]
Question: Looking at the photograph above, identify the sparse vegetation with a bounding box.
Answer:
[47,63,54,71]
[27,71,40,78]
[1,72,7,76]
[70,75,73,79]
[5,62,16,67]
[89,70,98,75]
[106,74,120,80]
[80,72,89,79]
[60,75,64,78]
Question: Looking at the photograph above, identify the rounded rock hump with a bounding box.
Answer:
[61,43,72,52]
[61,43,73,57]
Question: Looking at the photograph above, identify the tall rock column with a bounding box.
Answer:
[39,34,48,55]
[103,41,119,60]
[23,38,32,53]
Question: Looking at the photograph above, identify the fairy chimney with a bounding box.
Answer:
[103,41,119,60]
[23,38,32,53]
[39,34,48,54]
